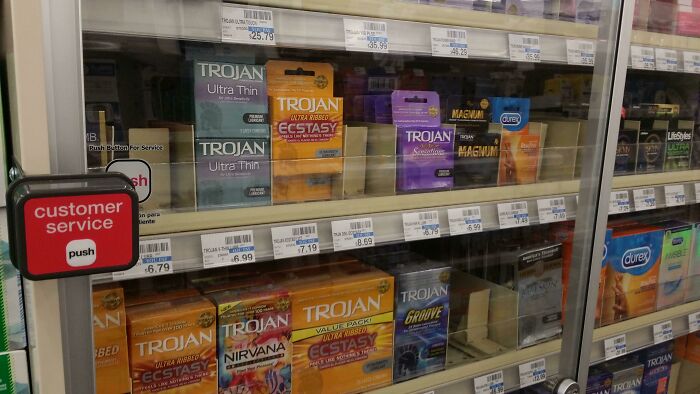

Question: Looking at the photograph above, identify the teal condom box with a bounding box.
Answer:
[685,223,700,302]
[194,61,269,139]
[655,220,691,309]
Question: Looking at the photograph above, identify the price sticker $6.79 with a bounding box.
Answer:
[403,211,440,241]
[113,238,173,279]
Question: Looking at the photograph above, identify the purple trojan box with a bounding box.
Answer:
[391,90,441,127]
[397,126,454,192]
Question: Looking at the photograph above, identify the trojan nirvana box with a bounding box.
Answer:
[93,284,130,394]
[127,296,217,393]
[209,286,291,393]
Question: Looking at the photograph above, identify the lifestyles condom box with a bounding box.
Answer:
[193,61,268,139]
[664,119,693,171]
[209,286,291,393]
[396,126,454,192]
[93,284,130,394]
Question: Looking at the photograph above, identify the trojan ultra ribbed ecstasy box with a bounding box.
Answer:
[93,284,130,394]
[209,286,291,393]
[127,296,217,393]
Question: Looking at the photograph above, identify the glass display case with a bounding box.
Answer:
[3,0,700,393]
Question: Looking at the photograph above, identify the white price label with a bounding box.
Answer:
[221,6,276,45]
[271,224,320,259]
[695,183,700,203]
[201,230,256,268]
[664,185,686,207]
[331,218,375,251]
[653,320,673,344]
[689,312,700,332]
[518,358,546,388]
[683,51,700,73]
[474,370,505,394]
[609,191,630,214]
[566,39,595,66]
[430,27,468,58]
[633,188,657,211]
[631,46,655,70]
[604,334,627,360]
[113,239,173,280]
[403,211,440,241]
[655,48,679,72]
[448,206,482,235]
[537,197,567,224]
[343,19,389,53]
[509,34,541,63]
[497,201,529,229]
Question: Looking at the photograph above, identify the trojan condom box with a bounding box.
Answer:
[638,342,673,394]
[93,284,130,394]
[652,220,691,309]
[383,261,450,383]
[615,120,639,175]
[280,262,394,394]
[491,97,540,186]
[195,138,271,209]
[585,366,612,394]
[396,126,454,192]
[193,61,268,139]
[391,91,441,127]
[603,357,644,394]
[601,223,663,326]
[209,286,292,393]
[636,119,667,173]
[127,295,217,393]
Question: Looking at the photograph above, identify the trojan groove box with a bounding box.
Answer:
[601,223,663,326]
[93,284,130,394]
[127,296,217,394]
[193,61,268,139]
[209,286,291,393]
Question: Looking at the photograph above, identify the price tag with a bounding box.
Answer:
[201,230,256,268]
[664,184,686,207]
[509,34,541,63]
[653,320,673,344]
[497,201,529,229]
[518,358,546,388]
[633,188,657,211]
[113,238,173,279]
[473,370,505,394]
[447,206,482,235]
[271,224,320,259]
[688,312,700,332]
[630,46,655,70]
[566,39,595,66]
[609,191,630,214]
[695,183,700,203]
[430,27,468,58]
[537,197,567,224]
[403,211,440,241]
[604,334,627,360]
[683,51,700,73]
[343,19,389,53]
[331,218,375,251]
[655,48,679,72]
[221,6,276,45]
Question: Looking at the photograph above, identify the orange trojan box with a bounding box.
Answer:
[93,284,131,394]
[127,295,218,393]
[266,60,334,98]
[280,263,394,394]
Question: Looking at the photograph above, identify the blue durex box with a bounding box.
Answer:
[380,258,450,383]
[490,97,531,132]
[638,342,673,394]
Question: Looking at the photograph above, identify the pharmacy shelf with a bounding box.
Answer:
[590,300,700,365]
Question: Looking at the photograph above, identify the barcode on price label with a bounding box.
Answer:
[631,46,655,70]
[683,51,700,73]
[537,197,567,224]
[332,218,375,251]
[509,34,541,63]
[655,48,679,72]
[403,211,440,241]
[272,224,320,259]
[633,188,657,211]
[448,206,482,235]
[518,358,546,388]
[201,230,256,268]
[664,184,686,207]
[689,312,700,332]
[431,27,469,59]
[474,370,504,394]
[221,6,276,45]
[566,39,595,65]
[604,334,627,360]
[498,201,529,229]
[344,18,389,53]
[113,238,173,280]
[653,321,673,344]
[609,191,630,214]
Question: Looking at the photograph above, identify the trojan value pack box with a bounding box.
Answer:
[653,220,691,309]
[664,119,693,171]
[209,286,291,393]
[92,284,130,394]
[601,223,663,326]
[195,138,271,209]
[193,61,268,139]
